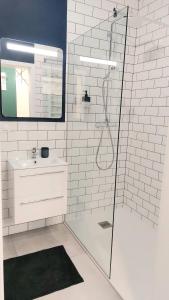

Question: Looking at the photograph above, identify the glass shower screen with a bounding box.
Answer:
[66,6,129,277]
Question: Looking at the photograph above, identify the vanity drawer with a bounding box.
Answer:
[15,195,67,224]
[15,166,67,204]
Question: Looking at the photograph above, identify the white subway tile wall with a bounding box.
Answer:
[1,121,66,236]
[66,0,138,223]
[1,0,138,235]
[33,46,63,118]
[124,0,169,226]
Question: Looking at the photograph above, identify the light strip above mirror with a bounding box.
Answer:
[6,42,58,58]
[80,56,117,67]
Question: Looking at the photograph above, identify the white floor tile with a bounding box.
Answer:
[12,227,57,256]
[3,236,17,260]
[37,253,121,300]
[3,224,121,300]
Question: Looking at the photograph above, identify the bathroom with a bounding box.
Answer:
[0,0,169,299]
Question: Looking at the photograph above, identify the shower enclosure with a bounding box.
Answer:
[66,4,168,300]
[65,6,129,277]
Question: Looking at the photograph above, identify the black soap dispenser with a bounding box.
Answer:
[82,90,91,103]
[41,147,49,158]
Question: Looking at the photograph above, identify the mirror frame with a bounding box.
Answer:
[0,40,66,122]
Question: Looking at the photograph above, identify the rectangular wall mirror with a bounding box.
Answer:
[0,38,65,121]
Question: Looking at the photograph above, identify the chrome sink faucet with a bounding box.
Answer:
[32,147,37,160]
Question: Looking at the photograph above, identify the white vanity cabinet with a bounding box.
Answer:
[8,159,68,224]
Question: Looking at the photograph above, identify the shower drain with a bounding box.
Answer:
[98,221,112,229]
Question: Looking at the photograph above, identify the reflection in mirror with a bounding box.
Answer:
[0,38,63,119]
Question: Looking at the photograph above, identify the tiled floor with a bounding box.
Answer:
[3,223,122,300]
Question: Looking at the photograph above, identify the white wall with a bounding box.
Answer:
[1,121,65,236]
[1,0,138,236]
[67,0,169,228]
[124,0,169,226]
[153,123,169,299]
[66,0,139,221]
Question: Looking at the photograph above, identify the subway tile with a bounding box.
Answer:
[76,2,93,16]
[9,223,28,235]
[8,131,27,141]
[18,122,38,131]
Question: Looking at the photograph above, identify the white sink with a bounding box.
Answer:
[9,157,67,170]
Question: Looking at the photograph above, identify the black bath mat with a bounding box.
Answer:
[4,245,84,300]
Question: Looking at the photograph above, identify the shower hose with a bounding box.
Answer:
[96,69,115,171]
[96,19,116,171]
